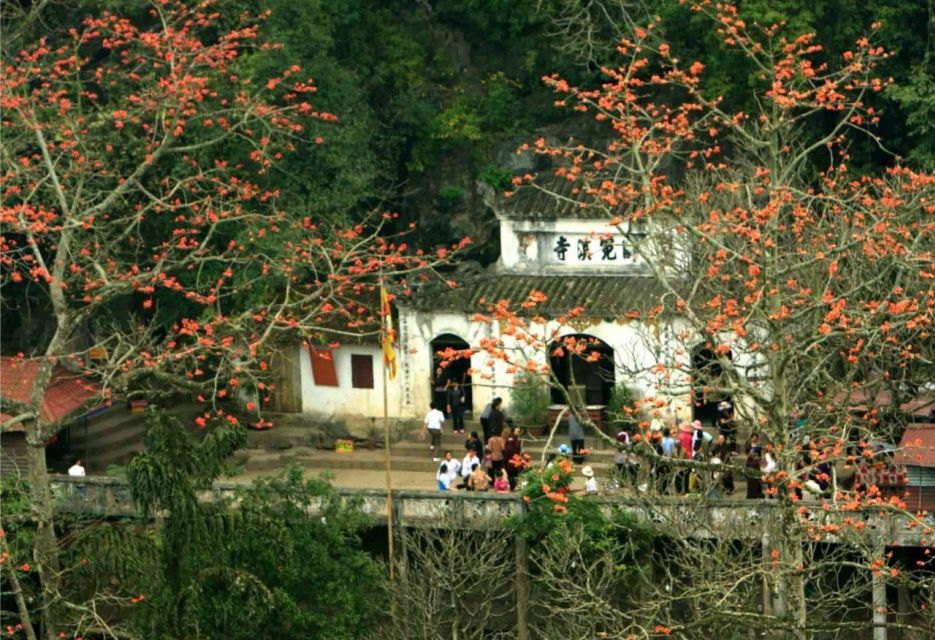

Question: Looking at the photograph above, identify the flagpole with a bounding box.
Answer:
[381,277,395,581]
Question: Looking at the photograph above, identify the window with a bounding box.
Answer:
[351,354,374,389]
[308,347,338,387]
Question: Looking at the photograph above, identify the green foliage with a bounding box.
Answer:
[478,164,513,190]
[105,463,128,479]
[888,66,935,168]
[511,371,552,426]
[127,408,246,517]
[515,458,652,561]
[196,468,384,639]
[606,384,640,429]
[479,72,530,133]
[0,477,45,634]
[437,184,466,208]
[117,409,381,640]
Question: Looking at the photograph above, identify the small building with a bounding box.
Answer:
[294,175,760,426]
[0,357,99,476]
[893,423,935,513]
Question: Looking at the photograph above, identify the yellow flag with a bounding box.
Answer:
[380,286,398,380]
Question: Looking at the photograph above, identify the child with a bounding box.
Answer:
[493,469,510,493]
[582,466,598,494]
[436,463,457,491]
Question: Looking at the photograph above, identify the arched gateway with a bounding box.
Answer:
[548,334,615,406]
[430,333,473,414]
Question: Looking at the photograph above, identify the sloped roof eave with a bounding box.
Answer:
[401,273,680,319]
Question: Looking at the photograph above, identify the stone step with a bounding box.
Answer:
[390,440,618,462]
[240,448,617,474]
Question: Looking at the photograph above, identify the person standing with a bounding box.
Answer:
[568,412,586,457]
[487,427,506,477]
[745,452,764,499]
[68,458,87,497]
[446,381,467,434]
[489,398,505,440]
[711,433,734,495]
[465,431,484,460]
[422,402,445,461]
[480,398,503,442]
[717,400,737,450]
[655,428,676,493]
[479,400,494,443]
[503,426,522,489]
[582,466,598,494]
[678,419,694,458]
[676,420,694,494]
[68,459,86,477]
[690,420,707,457]
[745,433,762,457]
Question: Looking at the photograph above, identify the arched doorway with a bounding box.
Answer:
[691,345,732,426]
[430,333,473,415]
[549,334,615,406]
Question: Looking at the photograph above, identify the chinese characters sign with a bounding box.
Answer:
[551,233,645,265]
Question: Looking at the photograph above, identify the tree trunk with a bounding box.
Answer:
[873,539,888,640]
[782,507,807,640]
[515,534,530,640]
[25,432,60,640]
[1,533,38,640]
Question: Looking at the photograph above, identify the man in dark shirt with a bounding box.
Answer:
[446,381,467,434]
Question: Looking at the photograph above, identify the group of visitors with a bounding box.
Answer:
[617,404,771,499]
[425,394,810,500]
[435,425,533,493]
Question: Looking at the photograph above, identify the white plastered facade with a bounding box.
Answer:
[297,205,761,422]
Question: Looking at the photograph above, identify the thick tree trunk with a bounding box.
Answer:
[515,534,530,640]
[872,539,888,640]
[781,506,807,640]
[25,432,60,640]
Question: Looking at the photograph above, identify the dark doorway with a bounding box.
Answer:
[691,345,732,426]
[549,334,615,405]
[430,334,473,414]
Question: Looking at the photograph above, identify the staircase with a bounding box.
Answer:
[235,419,617,481]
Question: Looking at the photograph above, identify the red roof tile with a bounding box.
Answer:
[834,389,935,417]
[0,357,99,430]
[894,423,935,468]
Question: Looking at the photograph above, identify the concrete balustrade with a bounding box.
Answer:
[45,474,930,548]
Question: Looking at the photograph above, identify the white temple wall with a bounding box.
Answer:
[298,343,406,418]
[296,308,767,427]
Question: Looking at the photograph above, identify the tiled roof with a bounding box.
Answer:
[404,273,674,317]
[834,389,935,420]
[497,173,621,221]
[0,357,99,430]
[895,424,935,468]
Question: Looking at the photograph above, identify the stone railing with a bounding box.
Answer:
[47,475,930,547]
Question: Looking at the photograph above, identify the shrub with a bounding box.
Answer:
[606,383,640,429]
[437,184,465,208]
[478,164,513,191]
[511,371,551,426]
